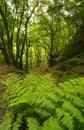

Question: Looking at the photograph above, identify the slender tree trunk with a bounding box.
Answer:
[19,2,39,69]
[16,6,25,63]
[25,42,30,73]
[0,4,15,65]
[0,34,11,64]
[49,29,54,67]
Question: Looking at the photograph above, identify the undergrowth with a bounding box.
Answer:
[0,73,84,130]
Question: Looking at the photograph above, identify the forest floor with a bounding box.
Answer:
[0,56,84,123]
[32,60,55,74]
[0,63,16,123]
[0,61,52,123]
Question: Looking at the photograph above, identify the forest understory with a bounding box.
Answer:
[0,0,84,129]
[0,51,84,125]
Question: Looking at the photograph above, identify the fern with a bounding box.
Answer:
[12,113,23,130]
[41,117,64,130]
[56,108,74,130]
[62,100,84,123]
[0,74,84,130]
[27,117,40,130]
[0,112,13,130]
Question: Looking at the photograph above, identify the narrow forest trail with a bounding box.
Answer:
[0,63,16,123]
[32,60,55,74]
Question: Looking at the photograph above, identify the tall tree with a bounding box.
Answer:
[0,0,39,69]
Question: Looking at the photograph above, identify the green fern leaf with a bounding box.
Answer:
[62,100,84,123]
[56,108,74,130]
[41,117,64,130]
[0,112,12,130]
[27,117,40,130]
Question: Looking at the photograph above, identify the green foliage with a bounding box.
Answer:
[41,117,64,130]
[1,0,81,69]
[1,74,84,130]
[0,112,13,130]
[27,117,40,130]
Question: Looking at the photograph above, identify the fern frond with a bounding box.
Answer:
[62,100,84,123]
[61,112,73,130]
[35,106,52,118]
[56,108,74,130]
[0,112,12,130]
[12,114,23,130]
[27,117,40,130]
[2,74,84,130]
[41,117,64,130]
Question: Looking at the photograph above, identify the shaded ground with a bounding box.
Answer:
[53,54,84,82]
[32,56,84,82]
[0,54,84,123]
[0,63,16,123]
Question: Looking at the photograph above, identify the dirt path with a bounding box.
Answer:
[32,60,55,74]
[0,63,16,123]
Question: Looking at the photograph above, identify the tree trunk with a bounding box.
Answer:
[25,43,30,73]
[49,29,54,67]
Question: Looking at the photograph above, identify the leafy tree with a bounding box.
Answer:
[0,0,84,70]
[0,0,39,69]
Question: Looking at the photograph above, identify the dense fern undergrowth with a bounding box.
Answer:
[0,73,84,130]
